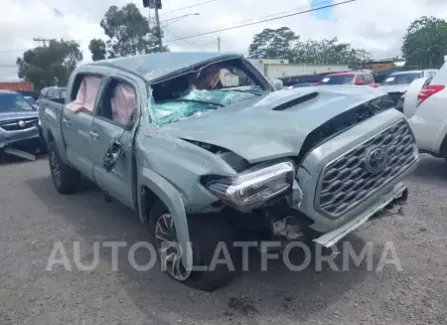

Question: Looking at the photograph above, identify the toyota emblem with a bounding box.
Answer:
[18,120,26,128]
[365,146,387,174]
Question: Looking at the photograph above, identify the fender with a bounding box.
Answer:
[43,105,71,165]
[138,167,193,271]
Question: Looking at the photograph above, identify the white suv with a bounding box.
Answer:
[406,62,447,162]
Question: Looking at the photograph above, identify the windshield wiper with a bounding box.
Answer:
[170,98,224,107]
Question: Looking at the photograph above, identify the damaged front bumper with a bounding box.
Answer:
[314,182,408,247]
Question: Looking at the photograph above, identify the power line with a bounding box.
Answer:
[160,0,216,16]
[0,0,356,55]
[164,0,358,43]
[236,0,332,24]
[163,26,214,47]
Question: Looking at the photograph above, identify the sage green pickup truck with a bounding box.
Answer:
[38,52,418,291]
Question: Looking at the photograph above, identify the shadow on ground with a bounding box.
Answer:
[408,154,446,184]
[26,175,384,324]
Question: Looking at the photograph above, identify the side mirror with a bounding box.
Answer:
[271,78,284,90]
[354,79,365,85]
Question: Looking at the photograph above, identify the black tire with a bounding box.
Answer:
[150,201,239,292]
[48,140,80,194]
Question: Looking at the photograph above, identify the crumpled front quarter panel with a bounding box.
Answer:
[135,127,238,213]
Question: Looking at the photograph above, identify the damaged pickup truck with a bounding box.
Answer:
[38,52,419,291]
[0,90,45,161]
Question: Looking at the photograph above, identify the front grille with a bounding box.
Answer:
[0,118,38,131]
[316,119,417,218]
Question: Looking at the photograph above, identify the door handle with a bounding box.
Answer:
[90,131,99,140]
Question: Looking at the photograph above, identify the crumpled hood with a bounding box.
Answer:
[158,87,381,163]
[378,84,409,94]
[0,111,38,122]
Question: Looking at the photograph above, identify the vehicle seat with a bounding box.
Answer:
[111,83,136,125]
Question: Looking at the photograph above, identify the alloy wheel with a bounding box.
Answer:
[155,213,191,281]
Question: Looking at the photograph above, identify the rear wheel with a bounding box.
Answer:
[150,201,239,291]
[48,141,80,194]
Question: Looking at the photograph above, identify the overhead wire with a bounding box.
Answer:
[236,0,332,24]
[159,0,216,16]
[0,0,357,56]
[163,27,214,47]
[163,0,358,43]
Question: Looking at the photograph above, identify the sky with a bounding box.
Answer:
[1,0,447,81]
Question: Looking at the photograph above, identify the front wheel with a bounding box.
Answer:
[48,141,80,194]
[150,201,239,291]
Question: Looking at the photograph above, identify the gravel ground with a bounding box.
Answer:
[0,154,446,325]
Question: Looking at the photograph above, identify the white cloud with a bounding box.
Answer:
[1,0,447,80]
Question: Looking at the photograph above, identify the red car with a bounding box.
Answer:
[317,72,379,87]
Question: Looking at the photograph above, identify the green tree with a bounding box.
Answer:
[295,37,370,65]
[89,39,107,61]
[248,27,299,61]
[90,3,168,60]
[16,39,83,90]
[248,27,370,65]
[402,16,447,68]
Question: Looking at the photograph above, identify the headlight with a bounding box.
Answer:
[206,161,295,211]
[38,119,41,126]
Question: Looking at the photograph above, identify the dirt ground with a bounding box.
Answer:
[0,154,446,325]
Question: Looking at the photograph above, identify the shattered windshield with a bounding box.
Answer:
[148,85,264,126]
[147,60,269,126]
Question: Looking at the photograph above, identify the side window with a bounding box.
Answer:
[67,74,103,113]
[356,75,365,84]
[365,74,373,84]
[97,79,137,127]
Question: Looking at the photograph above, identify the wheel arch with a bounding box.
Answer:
[137,167,193,270]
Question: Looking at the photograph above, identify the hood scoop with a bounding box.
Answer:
[272,92,319,111]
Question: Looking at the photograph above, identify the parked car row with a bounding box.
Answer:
[403,62,447,169]
[0,86,66,161]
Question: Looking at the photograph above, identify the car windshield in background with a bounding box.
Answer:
[25,96,37,105]
[0,93,35,113]
[320,75,354,85]
[382,72,423,85]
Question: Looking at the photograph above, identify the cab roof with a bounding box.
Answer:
[88,52,243,83]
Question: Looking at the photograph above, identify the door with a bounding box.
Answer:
[63,74,104,180]
[90,77,138,209]
[63,109,95,179]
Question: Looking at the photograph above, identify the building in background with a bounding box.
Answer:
[248,59,350,79]
[0,81,33,91]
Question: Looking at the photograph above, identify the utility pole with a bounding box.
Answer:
[143,0,162,51]
[33,38,53,47]
[154,7,163,51]
[217,37,221,52]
